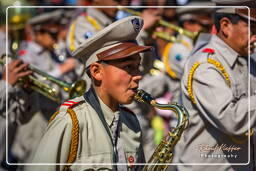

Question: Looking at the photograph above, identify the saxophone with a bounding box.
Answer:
[134,89,189,171]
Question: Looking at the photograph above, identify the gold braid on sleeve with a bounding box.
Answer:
[187,58,253,144]
[48,102,82,171]
[63,108,79,171]
[187,61,201,104]
[187,58,231,104]
[69,20,77,52]
[207,58,231,88]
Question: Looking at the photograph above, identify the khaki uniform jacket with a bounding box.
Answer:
[27,92,145,171]
[166,34,193,103]
[168,34,193,79]
[174,35,256,171]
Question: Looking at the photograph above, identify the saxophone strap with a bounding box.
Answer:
[187,47,252,144]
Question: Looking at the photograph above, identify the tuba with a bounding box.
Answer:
[134,89,189,171]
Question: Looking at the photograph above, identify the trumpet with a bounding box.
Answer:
[0,55,86,103]
[117,7,199,40]
[153,31,177,42]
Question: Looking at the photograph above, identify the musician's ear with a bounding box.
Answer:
[219,17,232,38]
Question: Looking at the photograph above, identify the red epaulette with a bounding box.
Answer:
[18,49,27,56]
[61,100,80,108]
[80,12,88,16]
[121,107,135,115]
[202,48,215,54]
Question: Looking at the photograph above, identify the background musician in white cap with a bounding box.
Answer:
[165,2,214,104]
[174,1,256,171]
[27,16,151,171]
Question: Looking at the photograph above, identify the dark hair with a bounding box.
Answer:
[86,67,91,78]
[214,13,241,32]
[33,25,59,41]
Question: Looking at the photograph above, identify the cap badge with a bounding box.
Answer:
[131,18,142,33]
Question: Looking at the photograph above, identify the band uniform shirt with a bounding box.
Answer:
[27,91,145,171]
[174,34,256,171]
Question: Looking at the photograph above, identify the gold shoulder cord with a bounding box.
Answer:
[187,61,201,104]
[187,57,231,104]
[187,57,252,144]
[163,42,177,79]
[69,20,77,52]
[85,15,102,31]
[49,103,81,171]
[69,15,102,52]
[207,58,231,87]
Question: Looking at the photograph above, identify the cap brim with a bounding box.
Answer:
[236,9,256,22]
[96,42,152,61]
[216,8,256,22]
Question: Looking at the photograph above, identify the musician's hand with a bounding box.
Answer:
[3,59,32,86]
[141,9,162,30]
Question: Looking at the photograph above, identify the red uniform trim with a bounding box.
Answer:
[18,50,27,56]
[202,48,215,54]
[61,101,80,108]
[80,12,87,16]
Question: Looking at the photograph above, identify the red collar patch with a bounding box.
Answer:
[202,48,215,54]
[61,100,79,108]
[18,50,27,56]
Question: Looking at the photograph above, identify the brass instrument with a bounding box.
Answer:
[153,31,176,42]
[7,3,34,55]
[149,59,165,76]
[117,7,198,40]
[0,55,86,103]
[134,89,189,171]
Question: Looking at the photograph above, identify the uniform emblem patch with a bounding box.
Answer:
[175,54,182,61]
[128,155,134,163]
[131,18,142,33]
[84,31,93,39]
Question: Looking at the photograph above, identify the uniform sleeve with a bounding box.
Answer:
[27,115,72,171]
[0,80,38,124]
[192,63,256,136]
[168,43,190,78]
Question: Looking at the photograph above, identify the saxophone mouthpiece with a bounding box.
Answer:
[134,89,154,104]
